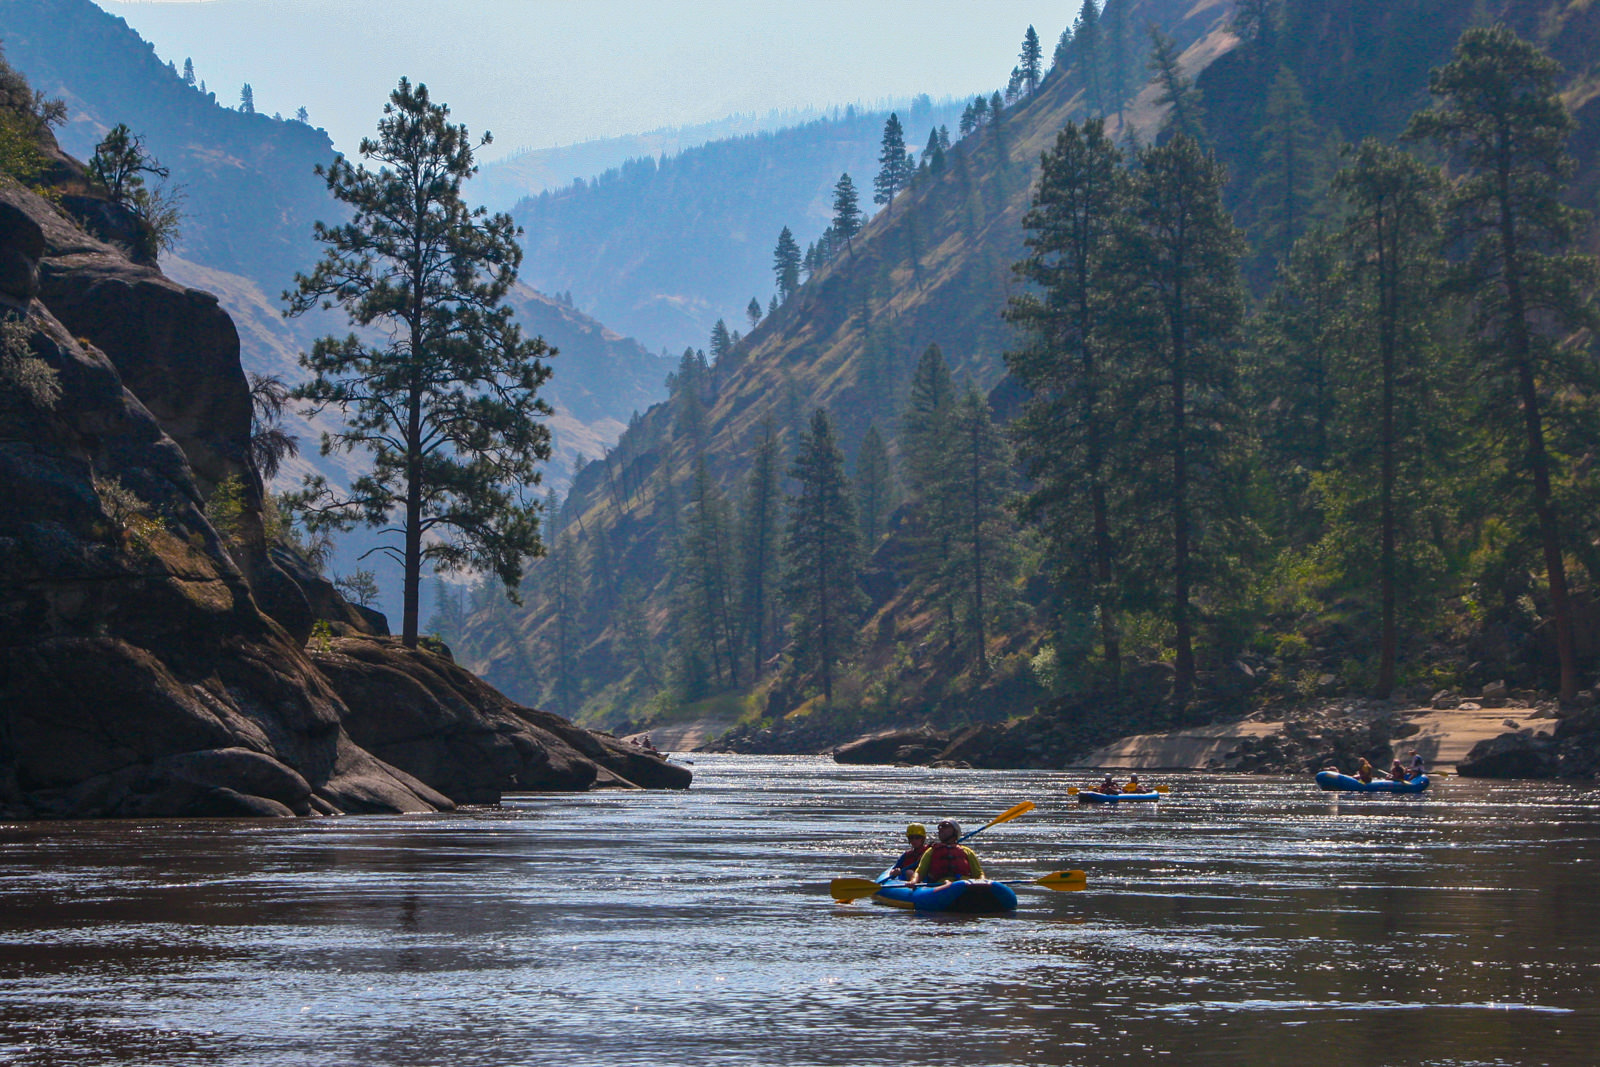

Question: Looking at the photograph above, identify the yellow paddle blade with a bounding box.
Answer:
[1034,870,1088,892]
[829,877,885,902]
[1155,785,1170,793]
[984,800,1036,828]
[1066,786,1080,795]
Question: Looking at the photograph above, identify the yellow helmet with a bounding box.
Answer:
[906,823,927,837]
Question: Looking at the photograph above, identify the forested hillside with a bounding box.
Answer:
[457,0,1228,722]
[458,0,1600,766]
[510,96,968,352]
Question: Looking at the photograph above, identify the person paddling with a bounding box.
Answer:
[1097,773,1119,795]
[1122,774,1144,794]
[1355,757,1375,783]
[888,824,929,881]
[1410,752,1426,778]
[1388,758,1409,782]
[907,819,985,886]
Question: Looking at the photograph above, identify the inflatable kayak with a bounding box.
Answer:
[869,878,1019,913]
[1078,790,1161,803]
[1315,770,1430,793]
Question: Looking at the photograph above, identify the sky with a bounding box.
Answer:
[96,0,1078,160]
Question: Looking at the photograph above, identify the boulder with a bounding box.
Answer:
[1458,732,1560,779]
[832,725,952,765]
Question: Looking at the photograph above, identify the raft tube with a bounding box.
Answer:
[870,879,1019,913]
[1077,790,1161,803]
[1315,770,1430,793]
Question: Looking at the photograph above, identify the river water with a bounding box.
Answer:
[2,756,1598,1066]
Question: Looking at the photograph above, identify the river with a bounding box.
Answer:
[2,756,1597,1065]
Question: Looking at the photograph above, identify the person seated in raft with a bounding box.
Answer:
[1388,758,1409,782]
[1098,774,1119,795]
[888,824,929,881]
[1411,752,1426,778]
[907,819,985,886]
[1122,774,1144,793]
[1355,757,1375,783]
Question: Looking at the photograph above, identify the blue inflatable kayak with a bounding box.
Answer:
[870,878,1019,913]
[1315,770,1430,793]
[1078,790,1160,803]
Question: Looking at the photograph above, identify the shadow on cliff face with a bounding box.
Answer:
[0,132,687,818]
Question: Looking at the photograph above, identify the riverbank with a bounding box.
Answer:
[1074,701,1560,773]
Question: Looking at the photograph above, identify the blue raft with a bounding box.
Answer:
[870,878,1019,913]
[1315,770,1430,793]
[1078,790,1161,803]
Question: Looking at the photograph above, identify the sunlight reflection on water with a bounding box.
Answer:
[2,756,1599,1065]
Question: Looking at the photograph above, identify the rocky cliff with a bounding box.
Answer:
[0,129,687,817]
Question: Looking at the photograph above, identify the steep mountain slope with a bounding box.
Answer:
[463,0,1232,718]
[510,96,968,352]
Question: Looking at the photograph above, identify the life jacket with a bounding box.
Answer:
[894,843,928,872]
[925,842,973,881]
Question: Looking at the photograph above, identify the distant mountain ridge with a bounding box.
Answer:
[508,95,969,353]
[473,101,949,212]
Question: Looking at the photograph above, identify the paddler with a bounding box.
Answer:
[906,819,984,886]
[1355,757,1375,783]
[888,824,929,881]
[1097,773,1119,795]
[1122,774,1144,793]
[1410,752,1426,778]
[1388,758,1409,782]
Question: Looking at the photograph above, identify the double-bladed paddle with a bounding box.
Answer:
[1065,785,1169,795]
[829,870,1088,904]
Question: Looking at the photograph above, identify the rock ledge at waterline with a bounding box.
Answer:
[0,152,686,818]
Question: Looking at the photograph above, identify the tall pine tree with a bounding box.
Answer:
[782,409,864,703]
[1406,26,1600,701]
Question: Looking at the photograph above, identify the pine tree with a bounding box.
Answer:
[1109,133,1246,704]
[741,416,784,676]
[182,58,195,86]
[1332,139,1447,698]
[295,106,309,124]
[1105,0,1131,119]
[832,172,862,253]
[924,128,945,174]
[772,226,801,302]
[874,113,912,213]
[947,382,1017,675]
[1005,118,1129,680]
[709,319,733,365]
[939,126,951,151]
[286,79,552,646]
[902,344,960,641]
[854,423,894,550]
[783,409,863,703]
[240,83,255,114]
[1076,0,1105,114]
[1249,67,1326,270]
[1020,26,1044,95]
[746,297,763,330]
[1149,28,1204,142]
[1406,26,1600,701]
[680,457,740,687]
[1247,228,1347,543]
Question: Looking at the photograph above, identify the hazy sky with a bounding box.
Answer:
[96,0,1078,160]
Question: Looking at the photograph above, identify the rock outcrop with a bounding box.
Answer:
[0,157,689,817]
[313,637,690,803]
